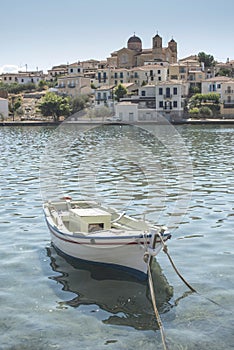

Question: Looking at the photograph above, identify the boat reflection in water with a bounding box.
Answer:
[46,245,174,331]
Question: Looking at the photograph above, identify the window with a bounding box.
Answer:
[120,72,123,78]
[166,87,171,98]
[97,92,101,100]
[70,68,73,73]
[159,101,163,108]
[209,84,216,91]
[157,70,161,74]
[158,77,161,81]
[141,90,146,96]
[150,70,153,76]
[173,87,177,95]
[159,87,163,95]
[173,101,177,108]
[103,92,107,100]
[78,68,80,73]
[114,72,117,78]
[217,84,221,89]
[129,112,134,121]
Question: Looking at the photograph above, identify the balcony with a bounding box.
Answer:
[139,96,155,100]
[163,94,172,99]
[68,84,76,88]
[225,90,234,94]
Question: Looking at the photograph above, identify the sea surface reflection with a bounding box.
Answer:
[47,245,174,331]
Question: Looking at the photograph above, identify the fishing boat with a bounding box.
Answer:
[43,197,171,279]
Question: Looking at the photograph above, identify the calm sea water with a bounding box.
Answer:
[0,123,233,350]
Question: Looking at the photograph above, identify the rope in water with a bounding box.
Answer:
[144,233,169,350]
[147,258,169,350]
[156,233,227,309]
[144,228,231,350]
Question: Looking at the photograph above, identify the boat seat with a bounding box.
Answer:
[51,209,64,228]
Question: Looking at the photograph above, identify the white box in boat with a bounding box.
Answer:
[69,208,111,233]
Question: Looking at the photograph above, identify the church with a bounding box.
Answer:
[107,33,177,68]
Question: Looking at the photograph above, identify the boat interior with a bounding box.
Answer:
[44,200,151,235]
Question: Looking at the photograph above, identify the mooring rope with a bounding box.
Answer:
[156,233,228,309]
[143,231,169,350]
[147,258,169,350]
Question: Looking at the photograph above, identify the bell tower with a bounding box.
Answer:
[152,33,163,61]
[168,38,177,63]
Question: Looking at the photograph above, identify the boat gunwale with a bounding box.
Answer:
[46,218,171,246]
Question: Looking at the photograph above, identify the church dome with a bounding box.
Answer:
[127,34,142,52]
[127,34,142,44]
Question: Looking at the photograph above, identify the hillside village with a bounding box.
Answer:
[1,32,234,123]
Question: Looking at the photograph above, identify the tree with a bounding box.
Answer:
[9,95,22,121]
[216,67,232,77]
[198,52,215,67]
[188,93,220,117]
[38,80,47,91]
[114,84,127,101]
[37,92,71,121]
[70,95,90,114]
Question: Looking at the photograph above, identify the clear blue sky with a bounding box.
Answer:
[1,0,233,73]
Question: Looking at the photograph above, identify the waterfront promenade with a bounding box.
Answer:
[1,117,234,126]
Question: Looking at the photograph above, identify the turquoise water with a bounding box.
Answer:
[0,124,233,349]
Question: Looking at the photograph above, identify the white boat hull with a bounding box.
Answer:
[46,220,166,278]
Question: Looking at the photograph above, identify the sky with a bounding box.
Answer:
[0,0,234,74]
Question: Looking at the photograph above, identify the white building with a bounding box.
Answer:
[0,98,9,120]
[115,102,138,122]
[94,85,115,109]
[118,80,188,121]
[1,71,44,85]
[155,81,187,117]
